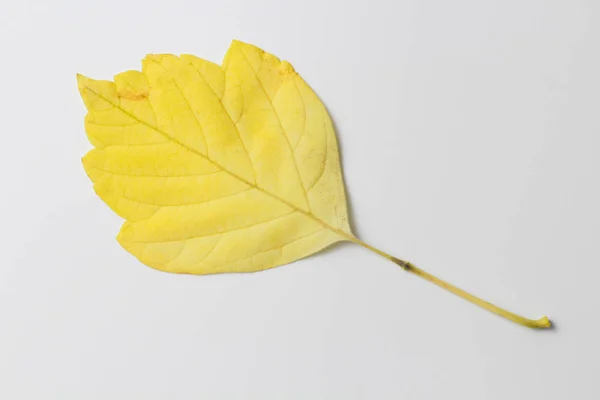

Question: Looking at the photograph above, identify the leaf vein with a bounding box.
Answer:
[185,58,257,183]
[147,59,210,155]
[91,166,221,178]
[209,227,324,268]
[127,210,297,244]
[238,51,311,211]
[306,116,329,192]
[113,187,251,208]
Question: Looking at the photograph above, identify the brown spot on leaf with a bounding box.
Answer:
[118,89,149,100]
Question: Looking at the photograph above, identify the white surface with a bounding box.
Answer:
[1,0,598,398]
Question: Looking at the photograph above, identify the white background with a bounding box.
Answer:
[1,0,599,398]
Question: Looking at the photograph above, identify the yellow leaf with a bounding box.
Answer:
[78,40,551,329]
[78,40,351,274]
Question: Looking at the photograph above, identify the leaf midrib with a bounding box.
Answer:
[83,83,356,245]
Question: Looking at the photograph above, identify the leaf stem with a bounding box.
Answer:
[347,236,551,329]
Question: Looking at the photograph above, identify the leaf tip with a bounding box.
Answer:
[227,39,262,57]
[76,73,85,89]
[76,73,90,85]
[76,73,97,98]
[76,73,95,107]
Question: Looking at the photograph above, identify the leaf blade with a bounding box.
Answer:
[79,40,352,274]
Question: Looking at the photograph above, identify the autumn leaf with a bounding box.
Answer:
[77,40,550,329]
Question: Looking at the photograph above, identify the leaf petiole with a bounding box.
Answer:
[347,236,551,329]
